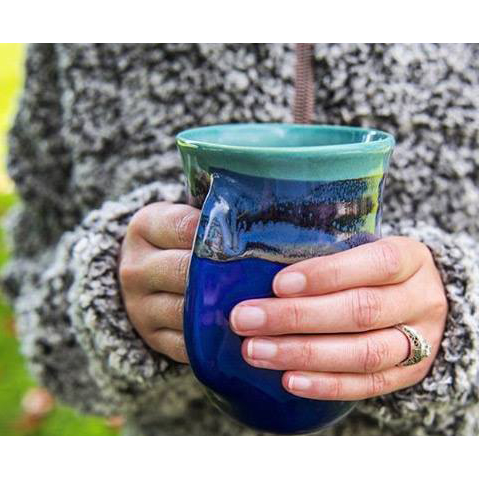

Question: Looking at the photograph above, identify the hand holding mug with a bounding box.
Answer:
[230,236,448,400]
[119,201,199,364]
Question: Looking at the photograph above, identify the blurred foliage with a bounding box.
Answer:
[0,43,118,435]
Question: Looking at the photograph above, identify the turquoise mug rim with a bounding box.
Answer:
[177,123,394,153]
[176,123,395,181]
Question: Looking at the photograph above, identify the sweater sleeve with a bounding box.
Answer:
[2,180,192,417]
[1,43,196,417]
[356,219,479,435]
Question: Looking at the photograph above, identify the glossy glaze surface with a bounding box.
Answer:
[185,253,355,434]
[177,124,394,434]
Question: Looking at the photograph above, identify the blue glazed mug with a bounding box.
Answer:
[176,124,394,434]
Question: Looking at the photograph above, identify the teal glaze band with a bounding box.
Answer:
[176,123,394,181]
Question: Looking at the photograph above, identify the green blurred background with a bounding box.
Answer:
[0,44,118,435]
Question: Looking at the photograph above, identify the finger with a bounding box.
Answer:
[282,361,431,401]
[231,270,430,336]
[127,249,191,294]
[127,202,200,250]
[129,293,184,335]
[273,236,429,297]
[241,327,411,373]
[145,329,189,364]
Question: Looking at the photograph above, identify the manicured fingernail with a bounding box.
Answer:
[231,306,266,331]
[275,272,307,295]
[288,375,312,391]
[247,339,277,360]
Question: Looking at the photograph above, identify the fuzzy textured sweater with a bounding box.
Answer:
[3,43,479,435]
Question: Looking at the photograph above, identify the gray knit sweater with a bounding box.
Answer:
[3,43,479,435]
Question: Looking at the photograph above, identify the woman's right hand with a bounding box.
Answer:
[119,202,200,364]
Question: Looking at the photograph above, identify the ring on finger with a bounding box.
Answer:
[394,324,432,367]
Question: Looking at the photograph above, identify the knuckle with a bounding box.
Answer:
[153,330,186,361]
[366,371,389,397]
[128,205,155,237]
[175,296,185,326]
[174,335,188,361]
[328,257,343,290]
[431,289,449,320]
[129,202,171,239]
[417,240,432,261]
[176,251,191,283]
[175,207,199,246]
[118,258,139,290]
[127,304,151,340]
[373,239,402,281]
[321,376,343,400]
[360,337,389,373]
[149,330,166,354]
[297,340,316,369]
[349,288,381,331]
[285,300,304,331]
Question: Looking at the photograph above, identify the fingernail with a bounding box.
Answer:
[288,375,312,391]
[247,339,277,360]
[275,272,307,295]
[231,306,266,331]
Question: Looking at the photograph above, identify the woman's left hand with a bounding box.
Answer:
[229,236,448,400]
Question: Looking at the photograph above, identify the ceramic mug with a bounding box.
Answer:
[176,123,394,434]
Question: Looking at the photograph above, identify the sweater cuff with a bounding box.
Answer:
[67,180,190,415]
[356,219,479,435]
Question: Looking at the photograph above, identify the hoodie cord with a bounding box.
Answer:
[293,43,315,124]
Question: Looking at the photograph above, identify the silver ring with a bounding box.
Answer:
[394,324,432,367]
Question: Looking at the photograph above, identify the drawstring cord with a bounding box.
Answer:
[293,43,315,124]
